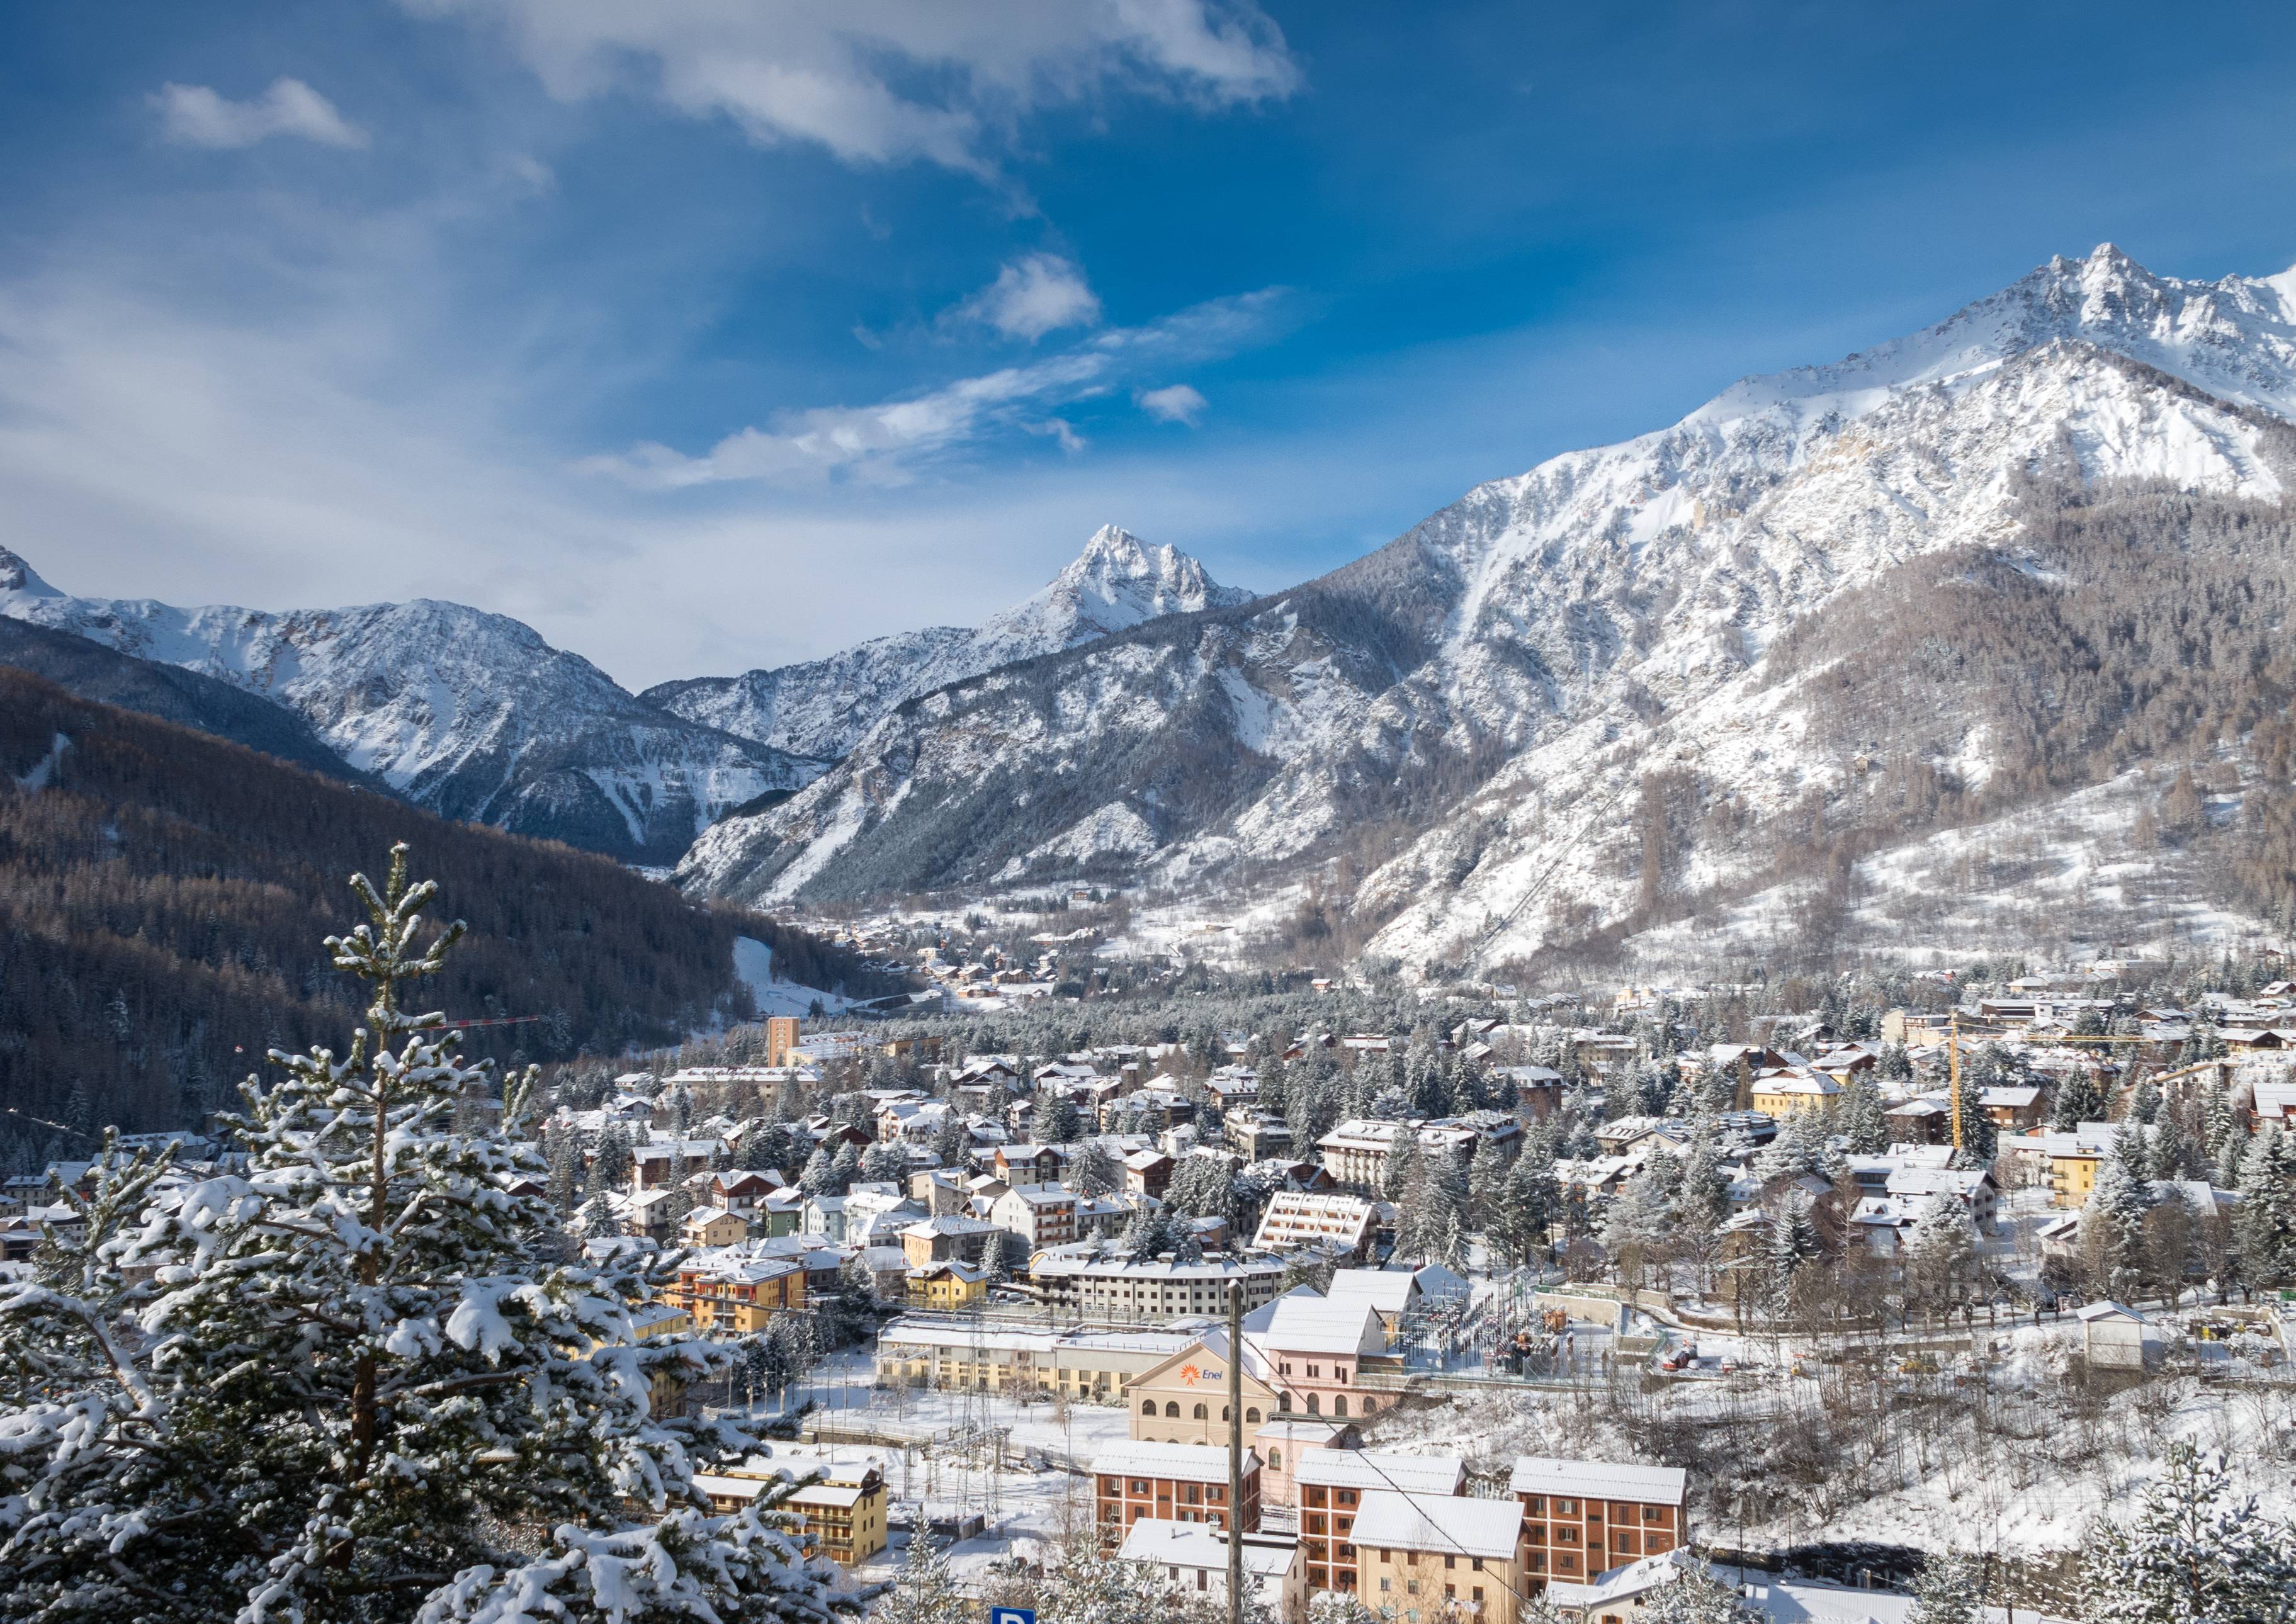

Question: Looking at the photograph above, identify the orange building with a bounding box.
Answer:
[1510,1457,1687,1589]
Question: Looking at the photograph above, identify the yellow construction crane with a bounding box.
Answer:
[1945,1012,2147,1151]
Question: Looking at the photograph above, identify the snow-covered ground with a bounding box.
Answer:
[733,936,875,1017]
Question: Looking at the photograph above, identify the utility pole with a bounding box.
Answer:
[1228,1280,1245,1624]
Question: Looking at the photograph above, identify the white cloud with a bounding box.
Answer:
[404,0,1299,175]
[952,254,1102,341]
[1136,383,1207,424]
[152,78,370,150]
[586,289,1279,488]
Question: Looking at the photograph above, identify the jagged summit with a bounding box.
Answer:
[0,544,59,598]
[644,525,1249,761]
[1695,243,2296,429]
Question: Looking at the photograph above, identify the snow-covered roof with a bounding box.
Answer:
[1254,1297,1385,1356]
[1350,1489,1519,1560]
[1294,1450,1464,1495]
[1510,1456,1688,1504]
[1119,1520,1299,1579]
[1092,1440,1259,1479]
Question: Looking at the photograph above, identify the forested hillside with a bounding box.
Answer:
[0,670,890,1161]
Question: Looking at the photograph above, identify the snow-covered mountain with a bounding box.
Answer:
[0,548,813,865]
[642,525,1255,760]
[676,245,2296,967]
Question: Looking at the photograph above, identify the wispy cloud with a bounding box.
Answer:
[951,253,1102,341]
[1136,383,1207,424]
[404,0,1299,176]
[152,78,370,150]
[585,289,1281,489]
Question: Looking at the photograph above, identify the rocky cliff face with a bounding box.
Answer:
[675,246,2296,968]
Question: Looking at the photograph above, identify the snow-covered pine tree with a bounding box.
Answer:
[2085,1126,2157,1299]
[2053,1071,2107,1131]
[1839,1074,1889,1154]
[2083,1441,2296,1623]
[0,844,859,1624]
[1768,1187,1822,1315]
[2236,1125,2295,1288]
[1907,1550,1983,1624]
[872,1529,964,1624]
[1639,1557,1763,1622]
[1071,1138,1122,1196]
[1491,1146,1559,1265]
[1950,1064,1997,1168]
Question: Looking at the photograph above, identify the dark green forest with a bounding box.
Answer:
[0,669,891,1161]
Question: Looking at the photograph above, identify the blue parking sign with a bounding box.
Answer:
[990,1610,1035,1624]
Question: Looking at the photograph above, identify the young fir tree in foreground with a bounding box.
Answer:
[2083,1441,2296,1623]
[0,845,859,1624]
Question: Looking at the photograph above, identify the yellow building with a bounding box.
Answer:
[1352,1489,1524,1624]
[907,1260,990,1309]
[2042,1125,2125,1209]
[789,1467,888,1566]
[873,1318,1196,1396]
[693,1463,888,1568]
[1747,1070,1840,1117]
[669,1256,806,1335]
[1126,1330,1286,1446]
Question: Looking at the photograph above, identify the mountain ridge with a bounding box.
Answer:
[672,245,2296,974]
[0,551,815,866]
[642,524,1253,761]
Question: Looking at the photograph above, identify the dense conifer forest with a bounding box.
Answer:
[0,669,890,1159]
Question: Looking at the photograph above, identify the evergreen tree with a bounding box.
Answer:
[1070,1138,1122,1195]
[1768,1187,1822,1314]
[2236,1127,2296,1288]
[2128,1071,2163,1125]
[1951,1064,1997,1168]
[874,1529,966,1624]
[587,1121,632,1195]
[828,1137,862,1191]
[1639,1557,1763,1623]
[1491,1148,1559,1265]
[797,1144,837,1195]
[2084,1442,2296,1623]
[0,845,855,1624]
[2086,1127,2157,1299]
[1382,1122,1423,1205]
[1033,1093,1082,1144]
[1908,1552,1983,1624]
[1602,1157,1675,1285]
[1468,1133,1512,1210]
[2053,1071,2108,1131]
[1839,1074,1889,1154]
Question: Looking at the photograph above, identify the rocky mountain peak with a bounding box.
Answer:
[0,544,61,599]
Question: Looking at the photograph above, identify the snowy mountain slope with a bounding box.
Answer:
[642,524,1255,760]
[0,547,813,865]
[676,245,2296,962]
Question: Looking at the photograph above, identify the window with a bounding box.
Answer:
[1334,1396,1349,1418]
[1192,1403,1207,1420]
[1362,1397,1377,1413]
[1474,1589,1484,1604]
[1523,1496,1544,1516]
[1471,1558,1484,1572]
[1444,1556,1456,1570]
[1165,1402,1180,1418]
[1379,1580,1391,1594]
[1246,1407,1261,1423]
[1306,1394,1320,1414]
[1307,1364,1320,1379]
[1643,1506,1666,1523]
[1269,1448,1282,1470]
[1141,1400,1155,1415]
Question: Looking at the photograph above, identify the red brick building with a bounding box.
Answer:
[1510,1457,1687,1588]
[1295,1449,1464,1597]
[1094,1441,1262,1547]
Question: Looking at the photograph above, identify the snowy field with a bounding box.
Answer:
[726,1350,1139,1591]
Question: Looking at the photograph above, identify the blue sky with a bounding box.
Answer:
[2,1,2292,688]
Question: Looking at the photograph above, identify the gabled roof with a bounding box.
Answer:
[1092,1440,1260,1479]
[1254,1296,1385,1356]
[1509,1456,1688,1503]
[1294,1450,1464,1495]
[1350,1489,1519,1560]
